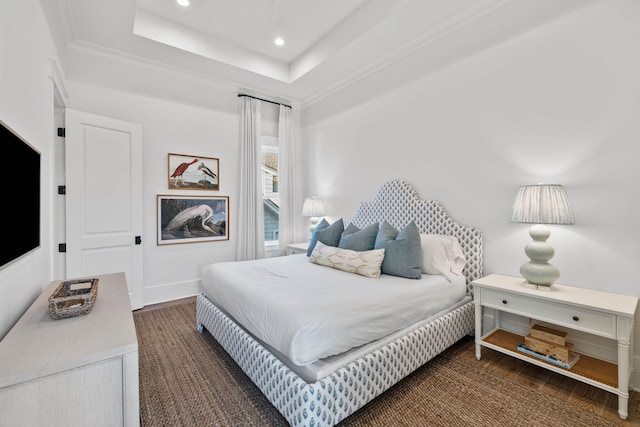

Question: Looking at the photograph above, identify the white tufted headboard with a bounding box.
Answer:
[349,180,483,291]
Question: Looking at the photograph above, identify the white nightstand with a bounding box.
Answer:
[472,274,638,420]
[286,242,309,255]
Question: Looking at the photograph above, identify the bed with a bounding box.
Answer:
[196,180,483,426]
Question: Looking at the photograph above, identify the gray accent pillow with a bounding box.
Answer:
[341,223,360,236]
[374,220,399,249]
[307,218,344,256]
[338,222,379,251]
[306,218,329,256]
[379,221,422,279]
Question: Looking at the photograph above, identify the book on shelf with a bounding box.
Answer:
[517,343,580,369]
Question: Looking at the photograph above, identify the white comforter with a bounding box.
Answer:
[201,254,466,366]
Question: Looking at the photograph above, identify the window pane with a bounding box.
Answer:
[263,198,279,241]
[262,147,279,244]
[262,151,278,195]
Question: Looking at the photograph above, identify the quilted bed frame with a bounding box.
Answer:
[196,180,483,426]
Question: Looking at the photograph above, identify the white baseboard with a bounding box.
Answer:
[143,279,200,307]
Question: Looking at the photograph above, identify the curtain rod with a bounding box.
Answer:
[238,93,291,109]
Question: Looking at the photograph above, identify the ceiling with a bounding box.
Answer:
[45,0,594,107]
[135,0,371,65]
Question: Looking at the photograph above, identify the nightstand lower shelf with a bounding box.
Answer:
[482,329,618,389]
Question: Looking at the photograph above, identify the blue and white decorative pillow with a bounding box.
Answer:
[309,241,385,278]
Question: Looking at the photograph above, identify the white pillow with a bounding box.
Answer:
[309,241,385,279]
[420,234,466,277]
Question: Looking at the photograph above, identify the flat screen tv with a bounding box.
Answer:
[1,120,40,268]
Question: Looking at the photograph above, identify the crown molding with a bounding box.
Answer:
[300,0,512,108]
[47,57,69,105]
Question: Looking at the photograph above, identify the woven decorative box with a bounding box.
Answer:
[48,278,99,320]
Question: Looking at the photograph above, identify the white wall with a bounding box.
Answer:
[302,2,640,375]
[65,78,287,305]
[0,0,303,333]
[0,1,59,338]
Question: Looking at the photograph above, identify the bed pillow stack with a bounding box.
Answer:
[307,218,381,254]
[308,219,386,278]
[307,218,465,280]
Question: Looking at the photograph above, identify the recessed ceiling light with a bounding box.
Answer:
[177,0,189,6]
[274,38,285,46]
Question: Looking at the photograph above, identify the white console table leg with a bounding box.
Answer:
[474,299,482,360]
[617,339,630,420]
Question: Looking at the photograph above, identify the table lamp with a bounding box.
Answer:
[511,184,574,287]
[302,197,325,236]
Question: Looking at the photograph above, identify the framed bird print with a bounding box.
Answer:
[168,153,219,190]
[157,195,229,245]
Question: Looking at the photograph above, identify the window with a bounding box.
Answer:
[262,137,279,246]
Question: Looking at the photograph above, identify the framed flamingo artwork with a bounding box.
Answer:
[157,195,229,245]
[168,153,219,190]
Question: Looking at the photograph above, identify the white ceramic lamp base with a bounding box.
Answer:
[308,217,320,238]
[520,224,559,287]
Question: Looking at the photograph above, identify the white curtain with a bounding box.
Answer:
[278,105,296,255]
[236,97,264,261]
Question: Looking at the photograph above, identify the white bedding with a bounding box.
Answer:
[201,253,466,366]
[268,295,471,382]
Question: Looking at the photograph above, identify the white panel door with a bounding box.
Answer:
[65,109,143,309]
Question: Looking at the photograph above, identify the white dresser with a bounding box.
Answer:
[0,272,139,427]
[473,274,637,420]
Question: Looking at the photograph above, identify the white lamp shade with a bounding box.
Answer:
[511,184,574,286]
[302,197,325,217]
[511,184,574,225]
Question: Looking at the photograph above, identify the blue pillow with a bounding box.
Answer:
[338,222,379,251]
[306,218,329,256]
[341,223,360,236]
[307,218,344,256]
[374,220,399,249]
[378,221,422,279]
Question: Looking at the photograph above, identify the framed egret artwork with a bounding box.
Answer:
[168,153,219,190]
[157,195,229,245]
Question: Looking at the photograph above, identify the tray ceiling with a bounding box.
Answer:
[44,0,595,106]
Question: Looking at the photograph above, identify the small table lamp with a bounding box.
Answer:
[302,197,325,236]
[511,184,575,287]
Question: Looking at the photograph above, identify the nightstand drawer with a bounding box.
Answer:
[481,288,616,338]
[286,243,309,255]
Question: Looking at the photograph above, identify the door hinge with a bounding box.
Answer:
[57,127,65,137]
[58,185,66,195]
[58,243,67,253]
[135,236,142,245]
